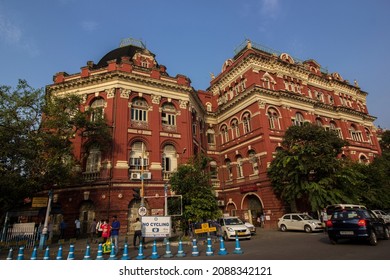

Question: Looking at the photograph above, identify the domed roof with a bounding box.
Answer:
[96,41,155,68]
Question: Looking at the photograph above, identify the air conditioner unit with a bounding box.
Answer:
[217,200,225,206]
[142,172,152,180]
[130,172,141,180]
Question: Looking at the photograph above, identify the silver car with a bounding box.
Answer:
[278,213,324,233]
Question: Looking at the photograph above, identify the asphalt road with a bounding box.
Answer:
[2,228,389,260]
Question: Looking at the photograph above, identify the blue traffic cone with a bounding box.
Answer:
[175,239,186,257]
[135,242,146,260]
[163,240,173,258]
[233,235,243,254]
[191,238,199,257]
[67,244,75,260]
[43,246,50,260]
[6,248,13,260]
[30,247,38,260]
[83,244,91,260]
[121,243,130,260]
[96,243,104,260]
[17,246,24,260]
[150,240,160,259]
[56,245,63,260]
[108,244,117,260]
[205,237,214,256]
[218,236,228,255]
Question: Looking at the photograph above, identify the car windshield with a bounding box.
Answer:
[300,214,314,220]
[332,210,370,220]
[225,218,243,225]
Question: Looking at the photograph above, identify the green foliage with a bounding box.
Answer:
[169,154,221,234]
[268,123,356,211]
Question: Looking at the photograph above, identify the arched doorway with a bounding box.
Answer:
[243,194,263,226]
[79,200,95,237]
[127,199,149,234]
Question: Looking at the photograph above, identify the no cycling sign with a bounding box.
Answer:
[141,216,172,238]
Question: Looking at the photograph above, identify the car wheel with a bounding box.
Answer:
[223,231,229,241]
[383,226,390,240]
[304,225,312,233]
[369,231,378,246]
[329,238,337,245]
[280,224,287,232]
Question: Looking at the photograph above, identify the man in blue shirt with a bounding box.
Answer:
[111,215,120,254]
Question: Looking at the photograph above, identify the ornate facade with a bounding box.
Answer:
[44,39,381,236]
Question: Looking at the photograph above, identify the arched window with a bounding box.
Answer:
[85,145,101,173]
[267,108,280,130]
[242,112,251,133]
[210,160,218,179]
[206,102,212,112]
[315,118,323,127]
[365,128,372,144]
[231,118,240,138]
[293,112,305,126]
[225,159,232,179]
[129,141,148,171]
[207,129,215,146]
[236,156,243,178]
[359,154,369,164]
[131,97,148,122]
[161,102,177,131]
[329,121,343,138]
[248,150,259,175]
[220,125,229,144]
[90,97,105,122]
[162,144,177,179]
[350,124,363,142]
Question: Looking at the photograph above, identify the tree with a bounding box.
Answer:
[0,80,112,221]
[267,123,353,212]
[0,80,44,219]
[169,154,221,234]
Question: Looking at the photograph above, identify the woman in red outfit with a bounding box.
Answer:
[101,219,111,243]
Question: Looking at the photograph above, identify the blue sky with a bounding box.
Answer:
[1,0,389,128]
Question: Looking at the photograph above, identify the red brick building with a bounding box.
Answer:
[44,39,381,235]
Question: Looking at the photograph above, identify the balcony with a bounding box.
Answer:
[82,171,101,181]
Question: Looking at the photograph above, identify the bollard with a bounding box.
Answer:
[56,245,63,260]
[6,248,13,260]
[17,246,25,260]
[218,236,228,255]
[121,242,130,260]
[163,239,173,258]
[83,244,91,260]
[205,236,214,256]
[233,235,243,254]
[175,238,186,257]
[108,244,117,260]
[96,243,104,260]
[43,246,50,260]
[30,247,38,260]
[150,240,160,259]
[67,244,75,260]
[135,242,146,260]
[191,238,199,257]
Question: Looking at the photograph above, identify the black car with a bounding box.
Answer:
[326,208,390,246]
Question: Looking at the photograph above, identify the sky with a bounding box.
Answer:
[1,0,389,128]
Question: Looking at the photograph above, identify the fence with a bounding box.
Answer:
[1,223,39,249]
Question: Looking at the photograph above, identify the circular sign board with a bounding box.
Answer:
[138,206,147,216]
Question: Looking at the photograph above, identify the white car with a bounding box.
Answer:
[278,213,324,233]
[218,216,251,240]
[244,221,256,235]
[372,210,390,224]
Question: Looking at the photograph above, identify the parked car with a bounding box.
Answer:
[244,221,256,235]
[326,208,390,246]
[326,204,366,218]
[278,213,323,233]
[217,216,251,241]
[372,210,390,225]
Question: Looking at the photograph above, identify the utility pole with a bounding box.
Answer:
[39,190,53,250]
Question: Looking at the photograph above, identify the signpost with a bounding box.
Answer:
[141,216,171,238]
[194,222,217,234]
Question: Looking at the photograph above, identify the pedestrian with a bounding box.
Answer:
[96,219,103,242]
[101,219,110,243]
[260,213,265,228]
[59,220,67,239]
[89,218,97,243]
[110,215,120,254]
[75,218,81,238]
[133,217,144,247]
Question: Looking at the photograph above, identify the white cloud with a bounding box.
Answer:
[81,20,98,32]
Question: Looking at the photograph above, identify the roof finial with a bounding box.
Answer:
[246,39,252,49]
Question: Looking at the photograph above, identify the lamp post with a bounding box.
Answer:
[164,183,168,216]
[39,190,53,250]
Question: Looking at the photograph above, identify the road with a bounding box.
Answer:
[2,228,389,260]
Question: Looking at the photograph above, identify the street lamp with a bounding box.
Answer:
[39,190,53,250]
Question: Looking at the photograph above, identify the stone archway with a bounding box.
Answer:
[243,194,263,226]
